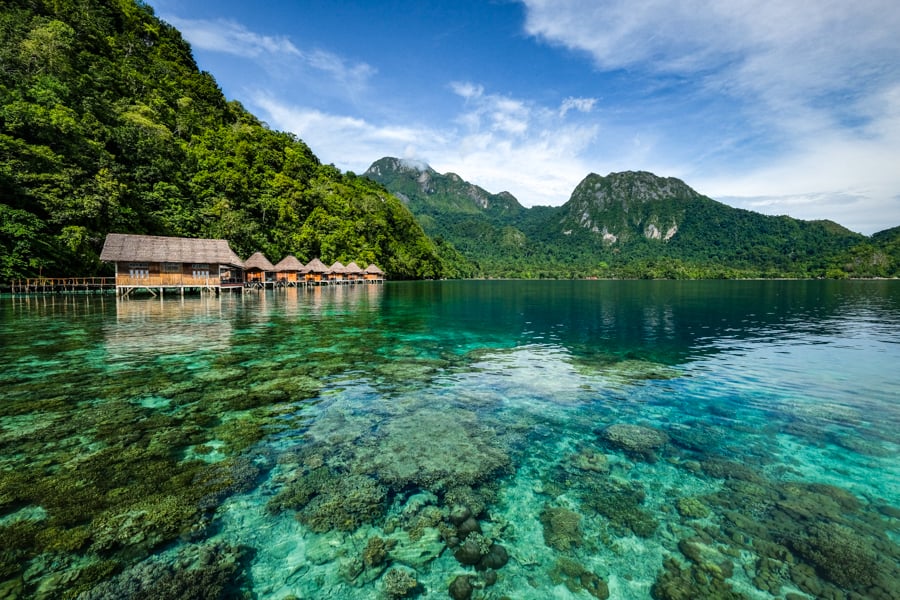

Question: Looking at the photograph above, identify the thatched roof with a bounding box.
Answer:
[305,257,328,273]
[364,264,384,275]
[344,261,363,274]
[326,261,346,274]
[273,255,306,272]
[99,233,244,266]
[244,251,275,271]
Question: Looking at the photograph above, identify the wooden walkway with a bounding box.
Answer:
[6,276,385,296]
[9,277,116,295]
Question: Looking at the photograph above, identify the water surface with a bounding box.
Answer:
[1,281,898,599]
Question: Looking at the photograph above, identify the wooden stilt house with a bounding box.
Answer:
[99,233,245,296]
[273,255,306,286]
[244,252,276,287]
[363,264,385,283]
[326,261,346,284]
[304,258,328,284]
[344,262,363,283]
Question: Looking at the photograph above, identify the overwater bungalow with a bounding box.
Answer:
[99,233,245,296]
[344,261,363,282]
[304,258,329,284]
[244,252,276,287]
[364,264,385,283]
[327,261,346,284]
[273,255,306,286]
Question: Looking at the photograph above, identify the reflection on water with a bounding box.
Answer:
[0,281,898,600]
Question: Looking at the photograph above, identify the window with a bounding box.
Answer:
[162,262,181,273]
[128,263,148,279]
[191,263,209,279]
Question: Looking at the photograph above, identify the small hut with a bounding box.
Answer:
[99,233,245,295]
[327,261,346,284]
[363,264,385,283]
[273,255,306,285]
[244,252,276,285]
[304,257,329,284]
[344,262,364,283]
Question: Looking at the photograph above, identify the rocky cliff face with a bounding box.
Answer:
[560,171,699,243]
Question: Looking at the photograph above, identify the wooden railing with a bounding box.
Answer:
[10,277,116,293]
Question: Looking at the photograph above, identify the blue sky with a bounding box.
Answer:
[146,0,900,234]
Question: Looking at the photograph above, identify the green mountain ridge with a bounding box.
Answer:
[1,0,462,280]
[365,158,897,278]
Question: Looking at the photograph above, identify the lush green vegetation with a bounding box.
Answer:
[1,0,464,280]
[366,159,899,279]
[2,0,895,282]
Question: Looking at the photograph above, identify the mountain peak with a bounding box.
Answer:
[575,171,700,206]
[364,157,524,214]
[365,156,434,178]
[561,170,703,243]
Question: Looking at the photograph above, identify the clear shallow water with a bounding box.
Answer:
[1,281,898,599]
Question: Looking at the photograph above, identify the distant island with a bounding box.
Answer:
[1,1,897,282]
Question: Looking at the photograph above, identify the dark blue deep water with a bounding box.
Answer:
[1,281,898,599]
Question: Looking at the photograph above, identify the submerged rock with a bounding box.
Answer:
[453,533,490,566]
[478,543,509,570]
[448,575,473,600]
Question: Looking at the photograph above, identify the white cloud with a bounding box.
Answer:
[559,97,597,117]
[165,17,301,58]
[164,17,374,91]
[252,87,601,207]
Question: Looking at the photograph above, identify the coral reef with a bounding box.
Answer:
[787,522,878,588]
[77,541,252,600]
[363,536,396,568]
[382,567,418,598]
[651,557,747,600]
[354,408,511,492]
[567,448,609,474]
[539,505,583,551]
[601,424,669,461]
[582,478,658,538]
[549,557,610,599]
[298,474,387,533]
[675,497,710,519]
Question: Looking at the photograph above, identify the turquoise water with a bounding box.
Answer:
[1,281,898,599]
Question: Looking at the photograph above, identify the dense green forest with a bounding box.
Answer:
[366,158,900,279]
[0,0,466,281]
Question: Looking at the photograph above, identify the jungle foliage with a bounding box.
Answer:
[0,0,461,280]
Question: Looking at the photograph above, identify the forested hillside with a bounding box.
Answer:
[0,0,463,280]
[366,158,897,279]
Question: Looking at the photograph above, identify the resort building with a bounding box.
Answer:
[244,252,276,287]
[327,261,346,284]
[304,258,328,284]
[99,233,245,296]
[93,234,386,296]
[364,264,385,283]
[344,262,363,282]
[273,255,306,286]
